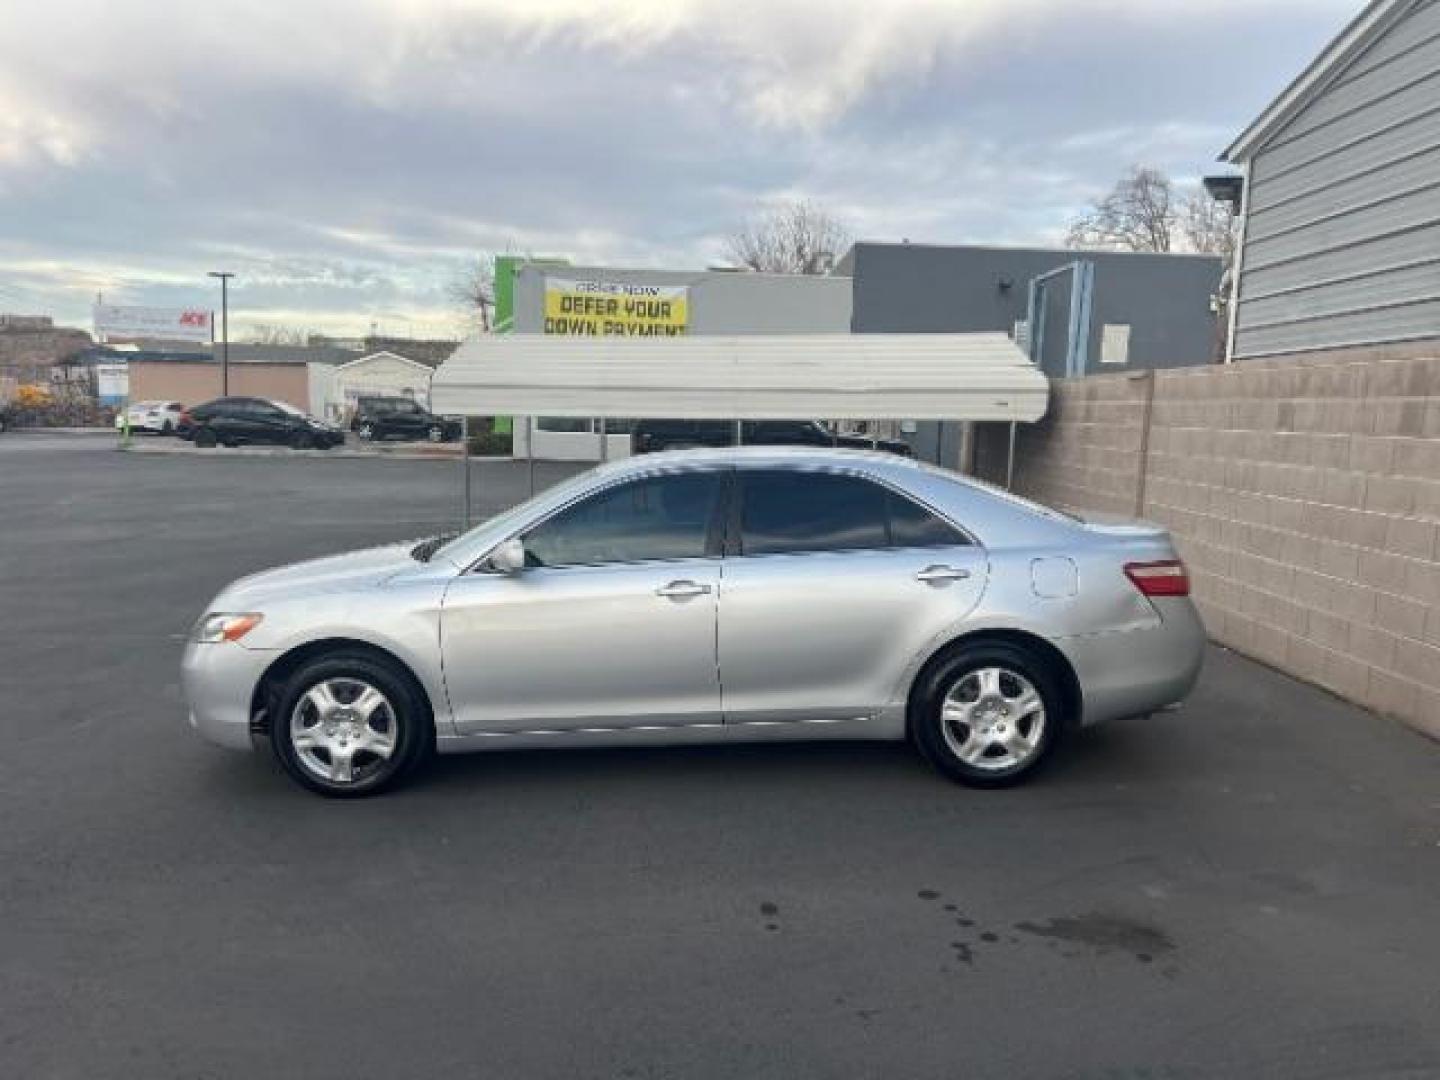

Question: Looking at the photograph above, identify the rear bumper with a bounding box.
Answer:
[1056,599,1206,726]
[181,640,275,751]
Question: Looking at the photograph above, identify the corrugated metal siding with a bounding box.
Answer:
[1233,0,1440,358]
[430,334,1049,422]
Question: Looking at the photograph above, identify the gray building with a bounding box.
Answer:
[839,242,1223,377]
[1222,0,1440,360]
[511,263,853,335]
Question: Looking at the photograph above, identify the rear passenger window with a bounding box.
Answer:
[887,492,969,548]
[739,471,968,556]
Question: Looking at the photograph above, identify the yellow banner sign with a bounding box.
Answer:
[543,277,688,337]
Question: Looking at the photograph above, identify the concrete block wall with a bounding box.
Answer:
[979,351,1440,740]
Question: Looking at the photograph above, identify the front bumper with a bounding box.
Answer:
[181,639,277,751]
[1056,598,1207,727]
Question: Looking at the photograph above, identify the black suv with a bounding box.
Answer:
[179,397,344,449]
[632,419,912,457]
[351,396,461,443]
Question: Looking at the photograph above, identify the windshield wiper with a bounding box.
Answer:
[410,532,458,563]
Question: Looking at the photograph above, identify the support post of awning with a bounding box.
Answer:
[460,416,472,528]
[598,416,608,462]
[1006,421,1018,492]
[526,416,536,497]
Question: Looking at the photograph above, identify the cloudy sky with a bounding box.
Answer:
[2,0,1358,339]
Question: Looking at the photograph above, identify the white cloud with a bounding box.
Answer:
[0,0,1360,330]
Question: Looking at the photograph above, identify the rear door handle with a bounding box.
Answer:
[656,580,712,599]
[916,565,971,584]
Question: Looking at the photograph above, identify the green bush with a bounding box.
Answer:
[467,431,513,457]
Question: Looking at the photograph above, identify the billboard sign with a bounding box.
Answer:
[543,278,688,337]
[94,304,213,343]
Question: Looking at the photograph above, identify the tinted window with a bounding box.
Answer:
[887,492,969,548]
[740,471,969,555]
[524,473,722,568]
[740,471,889,555]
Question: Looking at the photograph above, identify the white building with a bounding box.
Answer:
[308,350,437,423]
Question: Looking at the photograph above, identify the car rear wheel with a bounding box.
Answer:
[161,420,174,435]
[271,654,432,797]
[290,431,313,450]
[194,427,217,448]
[910,642,1064,788]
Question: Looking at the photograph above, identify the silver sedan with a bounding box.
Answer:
[183,448,1205,797]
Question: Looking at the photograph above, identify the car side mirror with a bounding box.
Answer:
[487,537,527,574]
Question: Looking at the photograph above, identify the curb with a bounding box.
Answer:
[5,427,116,436]
[121,442,514,462]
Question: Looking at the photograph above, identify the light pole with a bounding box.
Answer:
[207,271,234,394]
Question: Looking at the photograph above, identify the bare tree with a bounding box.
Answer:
[1179,190,1237,262]
[244,323,312,346]
[725,200,851,275]
[1066,166,1178,253]
[450,254,497,332]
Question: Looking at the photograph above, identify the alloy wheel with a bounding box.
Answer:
[940,666,1047,772]
[289,677,398,785]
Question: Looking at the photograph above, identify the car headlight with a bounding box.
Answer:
[193,612,264,643]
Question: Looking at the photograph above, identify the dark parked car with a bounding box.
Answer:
[179,397,344,450]
[632,419,912,456]
[351,396,461,443]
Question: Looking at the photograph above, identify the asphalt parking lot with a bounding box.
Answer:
[3,434,1439,1080]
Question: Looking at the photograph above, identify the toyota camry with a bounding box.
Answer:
[182,448,1205,797]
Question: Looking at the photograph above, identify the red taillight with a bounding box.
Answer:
[1125,560,1190,597]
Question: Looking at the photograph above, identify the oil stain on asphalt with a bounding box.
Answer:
[919,890,1175,971]
[1014,913,1176,963]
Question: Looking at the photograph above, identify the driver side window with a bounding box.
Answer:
[523,473,723,569]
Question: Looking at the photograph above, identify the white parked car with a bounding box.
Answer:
[115,400,183,435]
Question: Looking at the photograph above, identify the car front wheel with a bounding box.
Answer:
[271,654,432,797]
[910,642,1064,788]
[194,427,217,448]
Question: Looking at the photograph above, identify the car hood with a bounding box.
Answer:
[217,542,425,607]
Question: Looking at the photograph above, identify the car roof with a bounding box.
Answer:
[596,445,920,475]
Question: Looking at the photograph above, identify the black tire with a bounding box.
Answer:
[271,653,433,798]
[910,641,1066,788]
[290,430,313,450]
[162,420,175,435]
[194,427,218,448]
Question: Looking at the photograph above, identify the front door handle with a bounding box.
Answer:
[915,565,971,584]
[656,580,712,599]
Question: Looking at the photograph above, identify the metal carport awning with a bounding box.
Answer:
[430,333,1049,423]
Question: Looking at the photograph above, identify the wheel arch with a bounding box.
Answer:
[249,637,437,738]
[907,628,1083,733]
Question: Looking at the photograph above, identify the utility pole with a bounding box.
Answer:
[207,272,234,394]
